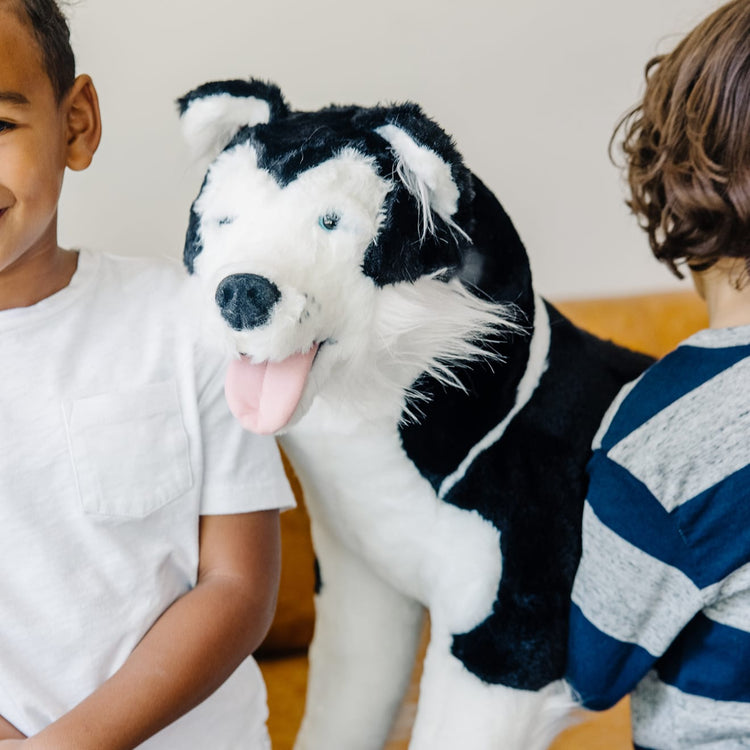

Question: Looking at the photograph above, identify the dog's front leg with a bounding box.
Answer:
[294,516,424,750]
[408,624,575,750]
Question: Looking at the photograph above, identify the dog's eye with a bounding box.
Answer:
[319,213,340,231]
[217,216,235,226]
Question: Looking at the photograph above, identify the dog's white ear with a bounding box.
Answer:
[178,79,289,161]
[376,123,461,223]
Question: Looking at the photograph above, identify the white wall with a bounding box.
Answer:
[59,0,720,300]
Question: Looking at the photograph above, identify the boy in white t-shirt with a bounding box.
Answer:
[0,1,295,748]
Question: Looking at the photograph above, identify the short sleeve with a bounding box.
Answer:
[195,343,295,516]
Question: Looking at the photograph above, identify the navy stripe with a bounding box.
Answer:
[585,453,698,582]
[567,602,656,711]
[600,344,750,451]
[677,464,750,587]
[657,612,750,703]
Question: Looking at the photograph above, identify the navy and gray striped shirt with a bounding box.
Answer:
[566,325,750,750]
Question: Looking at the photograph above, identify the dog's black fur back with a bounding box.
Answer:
[400,175,653,690]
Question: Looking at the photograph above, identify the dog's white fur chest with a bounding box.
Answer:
[281,414,502,636]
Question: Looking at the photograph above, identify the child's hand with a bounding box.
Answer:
[0,511,282,750]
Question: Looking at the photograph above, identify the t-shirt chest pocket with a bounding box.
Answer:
[66,381,194,518]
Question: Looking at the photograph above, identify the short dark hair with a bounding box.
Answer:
[15,0,76,102]
[613,0,750,278]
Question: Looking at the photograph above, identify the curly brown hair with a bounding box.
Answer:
[614,0,750,278]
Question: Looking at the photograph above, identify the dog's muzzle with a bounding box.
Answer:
[215,273,281,331]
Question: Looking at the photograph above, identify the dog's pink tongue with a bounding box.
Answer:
[225,344,319,434]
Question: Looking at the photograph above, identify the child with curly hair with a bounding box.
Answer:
[566,2,750,747]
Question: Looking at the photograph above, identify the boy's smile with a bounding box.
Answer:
[0,3,100,310]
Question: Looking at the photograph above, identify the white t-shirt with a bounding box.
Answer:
[0,250,294,748]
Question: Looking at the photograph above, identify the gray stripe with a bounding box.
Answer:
[704,561,750,633]
[591,377,641,451]
[683,325,750,350]
[608,358,750,512]
[632,671,750,749]
[572,504,702,657]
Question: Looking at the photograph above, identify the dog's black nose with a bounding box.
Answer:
[215,274,281,330]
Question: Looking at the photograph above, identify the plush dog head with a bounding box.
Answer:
[179,79,513,434]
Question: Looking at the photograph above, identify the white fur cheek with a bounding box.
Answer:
[315,263,375,332]
[191,146,392,298]
[285,278,379,425]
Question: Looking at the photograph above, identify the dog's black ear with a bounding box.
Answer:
[372,104,472,226]
[357,104,474,286]
[177,79,290,161]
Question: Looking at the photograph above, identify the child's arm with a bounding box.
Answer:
[0,717,24,740]
[15,509,281,750]
[565,455,704,710]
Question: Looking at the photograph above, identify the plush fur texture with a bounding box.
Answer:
[178,79,653,749]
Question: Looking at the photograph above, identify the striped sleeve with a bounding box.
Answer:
[567,341,750,743]
[566,454,704,710]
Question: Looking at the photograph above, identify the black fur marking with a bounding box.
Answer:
[226,107,385,187]
[447,307,652,688]
[360,103,475,286]
[362,189,467,286]
[176,78,290,122]
[215,274,281,331]
[314,557,322,596]
[183,203,203,275]
[355,103,474,211]
[400,176,654,689]
[399,177,535,483]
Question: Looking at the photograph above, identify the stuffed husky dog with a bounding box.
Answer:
[177,79,651,750]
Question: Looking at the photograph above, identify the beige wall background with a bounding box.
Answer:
[59,0,720,300]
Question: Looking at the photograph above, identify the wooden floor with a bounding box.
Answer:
[259,651,632,750]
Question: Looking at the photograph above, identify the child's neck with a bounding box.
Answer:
[693,260,750,329]
[0,246,79,312]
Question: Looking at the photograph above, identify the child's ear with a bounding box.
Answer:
[65,75,102,172]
